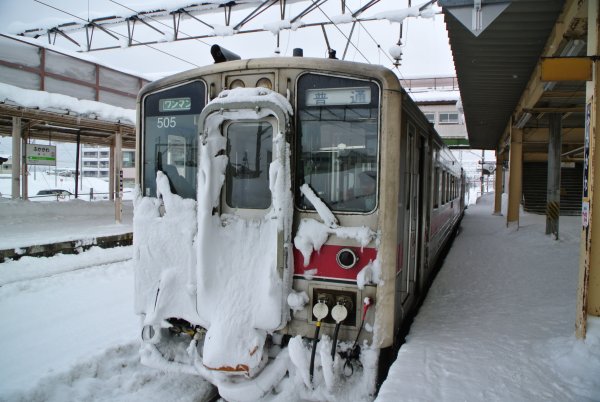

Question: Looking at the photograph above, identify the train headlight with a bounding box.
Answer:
[141,325,155,341]
[336,248,358,270]
[229,79,245,89]
[256,77,273,90]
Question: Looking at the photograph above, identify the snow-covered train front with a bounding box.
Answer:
[133,55,464,401]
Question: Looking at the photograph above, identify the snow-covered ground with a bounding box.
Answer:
[0,197,132,250]
[0,193,598,401]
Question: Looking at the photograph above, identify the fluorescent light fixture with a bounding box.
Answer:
[514,112,532,129]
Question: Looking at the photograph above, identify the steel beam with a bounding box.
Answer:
[494,151,504,214]
[545,113,562,238]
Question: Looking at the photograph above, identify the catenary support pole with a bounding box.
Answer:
[21,129,28,200]
[507,127,523,227]
[546,113,562,238]
[114,128,123,224]
[11,117,21,199]
[576,0,600,339]
[74,131,81,199]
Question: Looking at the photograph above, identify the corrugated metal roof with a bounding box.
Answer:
[441,0,565,149]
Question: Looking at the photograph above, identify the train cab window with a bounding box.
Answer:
[295,73,380,213]
[142,80,205,199]
[225,121,273,209]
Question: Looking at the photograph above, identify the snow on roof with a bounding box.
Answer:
[408,89,460,104]
[0,82,135,124]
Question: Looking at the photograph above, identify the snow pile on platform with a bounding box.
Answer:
[376,194,600,401]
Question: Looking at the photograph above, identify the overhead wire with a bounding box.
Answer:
[107,0,211,47]
[314,0,406,79]
[32,0,201,68]
[310,0,371,63]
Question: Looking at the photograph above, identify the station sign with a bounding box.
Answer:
[26,144,56,166]
[541,57,593,82]
[582,102,591,228]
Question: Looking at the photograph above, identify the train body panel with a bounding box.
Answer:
[133,55,465,399]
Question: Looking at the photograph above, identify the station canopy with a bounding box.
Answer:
[0,34,151,148]
[439,0,585,152]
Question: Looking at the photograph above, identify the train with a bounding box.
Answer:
[133,47,465,401]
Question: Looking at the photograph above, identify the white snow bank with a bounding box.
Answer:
[0,82,135,123]
[408,89,460,103]
[376,194,599,401]
[0,245,132,286]
[0,197,133,250]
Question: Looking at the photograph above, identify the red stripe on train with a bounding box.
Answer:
[293,245,377,281]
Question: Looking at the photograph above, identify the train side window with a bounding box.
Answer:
[433,167,440,209]
[225,121,273,209]
[441,170,446,204]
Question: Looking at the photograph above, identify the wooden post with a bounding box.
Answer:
[576,0,600,338]
[11,117,21,199]
[109,144,115,201]
[507,127,523,227]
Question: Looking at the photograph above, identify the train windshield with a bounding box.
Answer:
[142,81,206,199]
[296,74,379,213]
[225,121,273,209]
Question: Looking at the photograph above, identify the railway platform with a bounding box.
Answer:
[376,193,599,401]
[0,199,133,263]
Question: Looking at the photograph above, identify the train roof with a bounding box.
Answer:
[138,56,401,99]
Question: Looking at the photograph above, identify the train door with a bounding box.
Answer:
[194,93,294,374]
[405,124,423,298]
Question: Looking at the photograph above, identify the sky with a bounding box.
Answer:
[0,0,456,78]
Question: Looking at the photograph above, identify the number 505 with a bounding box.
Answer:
[157,117,176,128]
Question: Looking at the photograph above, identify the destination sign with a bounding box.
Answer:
[159,97,192,112]
[306,87,371,106]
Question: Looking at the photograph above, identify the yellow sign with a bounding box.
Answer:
[541,57,592,81]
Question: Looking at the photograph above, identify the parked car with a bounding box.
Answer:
[35,189,73,201]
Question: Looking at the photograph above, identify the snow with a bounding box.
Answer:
[376,194,600,402]
[408,89,461,103]
[133,87,296,394]
[0,82,136,124]
[1,193,599,401]
[0,197,132,251]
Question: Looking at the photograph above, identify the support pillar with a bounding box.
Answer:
[109,145,115,201]
[576,0,600,338]
[546,113,562,238]
[494,151,504,214]
[11,117,21,199]
[114,129,123,224]
[74,132,81,199]
[507,127,523,226]
[21,132,28,200]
